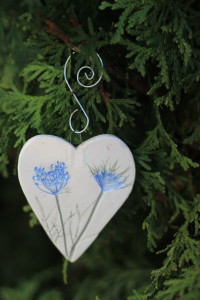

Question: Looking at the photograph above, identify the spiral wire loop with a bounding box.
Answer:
[64,53,104,134]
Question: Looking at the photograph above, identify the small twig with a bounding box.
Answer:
[44,19,80,52]
[100,81,110,105]
[68,14,80,28]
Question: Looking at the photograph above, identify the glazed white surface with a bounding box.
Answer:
[18,134,136,262]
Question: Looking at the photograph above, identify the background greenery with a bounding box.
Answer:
[0,0,199,299]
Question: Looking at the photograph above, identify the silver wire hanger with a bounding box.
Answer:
[64,52,104,134]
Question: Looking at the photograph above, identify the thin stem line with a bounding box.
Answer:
[69,190,103,260]
[75,204,81,239]
[69,212,74,244]
[55,195,68,257]
[35,196,53,240]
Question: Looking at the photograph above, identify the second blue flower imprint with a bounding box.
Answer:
[94,170,126,192]
[90,160,129,193]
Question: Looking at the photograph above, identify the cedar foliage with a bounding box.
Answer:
[0,0,200,299]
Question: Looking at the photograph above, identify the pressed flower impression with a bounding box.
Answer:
[94,171,126,191]
[33,162,71,195]
[18,134,135,262]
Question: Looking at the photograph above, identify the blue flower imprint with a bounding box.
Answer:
[90,160,129,193]
[68,160,129,259]
[33,161,71,195]
[94,170,126,192]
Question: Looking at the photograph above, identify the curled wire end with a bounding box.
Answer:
[64,52,104,134]
[69,109,89,134]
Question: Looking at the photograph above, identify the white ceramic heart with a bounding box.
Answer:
[18,134,135,262]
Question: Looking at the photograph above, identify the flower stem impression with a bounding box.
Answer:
[69,162,128,260]
[33,161,71,256]
[55,194,68,256]
[69,190,103,259]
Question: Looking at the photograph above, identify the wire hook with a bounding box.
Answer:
[64,53,104,134]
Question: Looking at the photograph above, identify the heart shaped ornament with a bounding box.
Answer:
[18,134,135,262]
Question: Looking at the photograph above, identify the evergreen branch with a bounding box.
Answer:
[106,65,148,94]
[1,2,200,299]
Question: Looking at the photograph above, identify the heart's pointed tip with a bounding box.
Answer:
[67,256,77,263]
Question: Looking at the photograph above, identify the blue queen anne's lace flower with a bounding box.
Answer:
[33,162,70,195]
[94,169,126,192]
